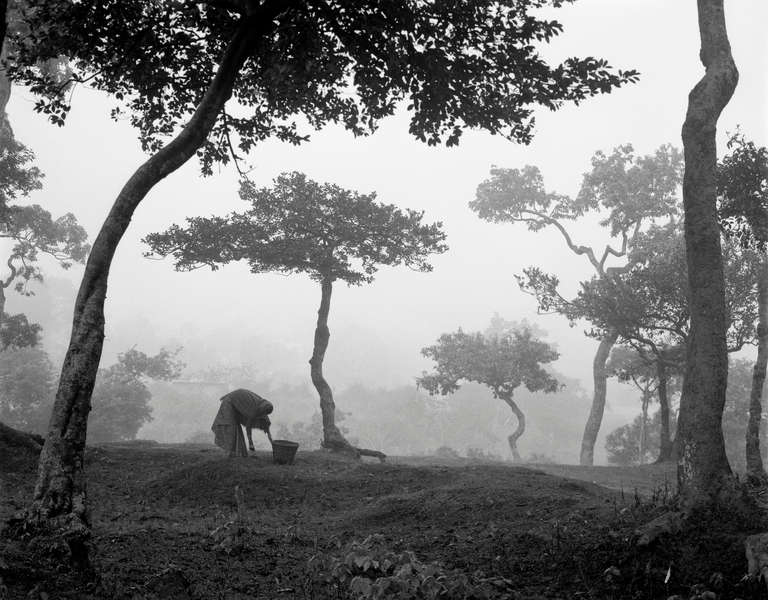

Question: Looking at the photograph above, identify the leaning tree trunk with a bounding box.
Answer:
[308,277,386,462]
[746,257,768,481]
[580,328,619,466]
[676,0,739,508]
[309,277,355,454]
[11,21,260,551]
[656,360,673,463]
[501,395,525,462]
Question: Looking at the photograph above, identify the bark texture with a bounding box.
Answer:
[501,395,525,462]
[17,20,261,543]
[746,257,768,480]
[676,0,739,507]
[580,328,619,465]
[0,0,7,55]
[1,12,11,142]
[656,360,673,463]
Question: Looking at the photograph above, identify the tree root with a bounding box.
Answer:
[635,511,683,547]
[3,509,92,571]
[321,439,387,463]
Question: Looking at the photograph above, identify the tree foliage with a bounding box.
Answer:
[0,204,89,292]
[567,224,759,355]
[145,171,447,283]
[88,348,184,443]
[718,132,768,250]
[8,0,639,175]
[0,346,55,433]
[418,328,559,401]
[472,144,682,275]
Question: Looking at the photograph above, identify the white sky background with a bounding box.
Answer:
[5,1,768,448]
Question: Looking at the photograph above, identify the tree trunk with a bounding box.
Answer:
[676,0,739,508]
[746,257,768,481]
[501,394,525,463]
[0,0,7,55]
[639,389,649,465]
[14,21,260,546]
[309,277,355,454]
[580,328,619,465]
[1,12,12,142]
[656,360,673,463]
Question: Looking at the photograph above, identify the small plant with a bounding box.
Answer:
[210,486,258,555]
[306,535,508,599]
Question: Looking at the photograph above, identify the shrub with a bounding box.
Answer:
[306,535,500,599]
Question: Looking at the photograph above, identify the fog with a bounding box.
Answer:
[5,1,767,463]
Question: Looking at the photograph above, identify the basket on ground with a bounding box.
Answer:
[271,440,299,465]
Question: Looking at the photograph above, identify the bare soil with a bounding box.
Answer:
[0,443,764,599]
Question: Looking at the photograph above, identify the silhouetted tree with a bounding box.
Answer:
[474,144,683,465]
[417,326,560,461]
[6,0,638,540]
[146,171,446,458]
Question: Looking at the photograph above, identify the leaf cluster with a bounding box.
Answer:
[0,204,90,293]
[7,0,637,174]
[0,135,42,210]
[145,171,447,285]
[519,222,759,357]
[306,534,498,600]
[717,132,768,251]
[471,144,681,247]
[0,311,41,351]
[417,327,560,400]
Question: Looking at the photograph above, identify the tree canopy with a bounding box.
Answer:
[418,328,560,401]
[471,144,682,275]
[8,1,638,175]
[417,326,560,461]
[145,171,447,283]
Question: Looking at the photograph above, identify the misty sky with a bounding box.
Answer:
[5,1,768,433]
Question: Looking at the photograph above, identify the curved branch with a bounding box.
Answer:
[2,256,17,289]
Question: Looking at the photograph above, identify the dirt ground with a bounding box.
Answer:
[0,443,764,599]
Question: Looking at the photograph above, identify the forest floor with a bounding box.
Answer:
[0,442,765,599]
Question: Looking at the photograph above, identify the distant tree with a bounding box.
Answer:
[606,409,679,467]
[607,359,764,471]
[607,346,686,462]
[145,171,446,459]
[473,144,683,465]
[88,348,184,443]
[722,359,767,473]
[0,346,55,433]
[570,223,758,461]
[7,1,638,534]
[607,348,659,464]
[717,133,768,482]
[417,326,560,461]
